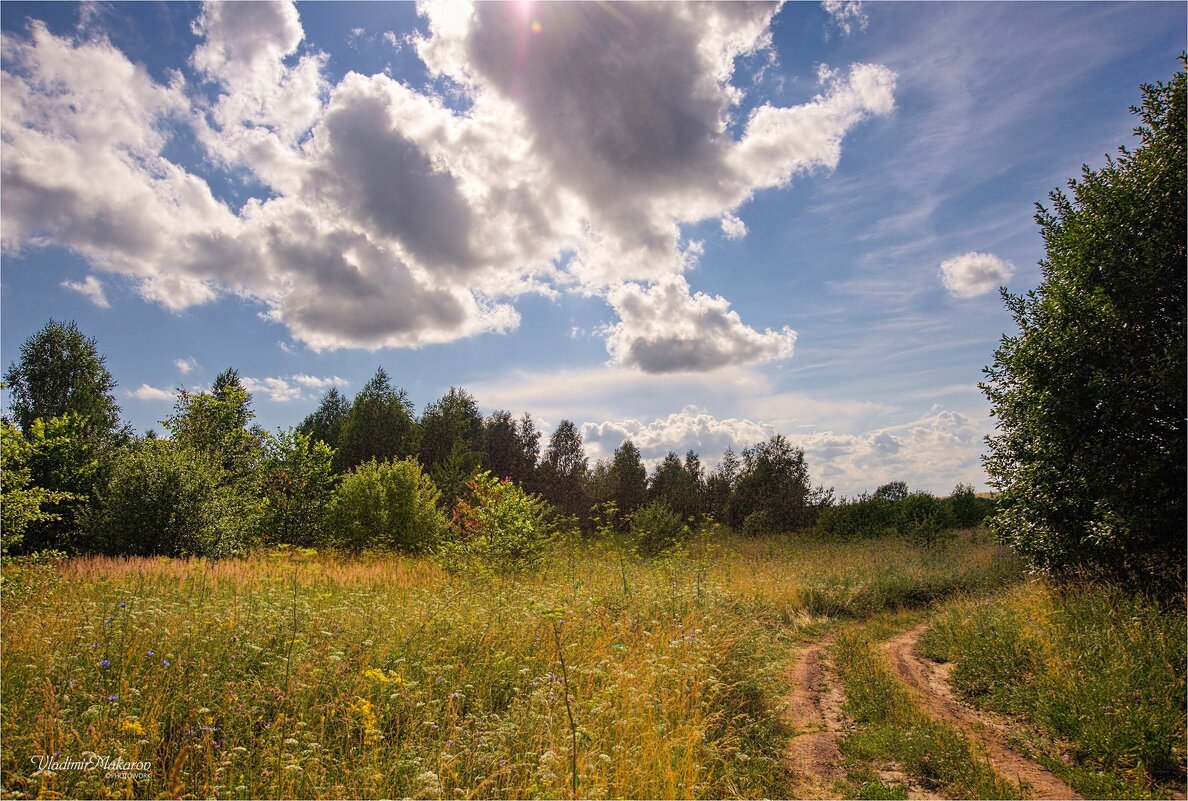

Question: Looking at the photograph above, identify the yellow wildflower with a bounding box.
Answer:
[362,668,390,685]
[120,719,146,736]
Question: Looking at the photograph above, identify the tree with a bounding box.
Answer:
[299,387,350,450]
[539,419,590,518]
[874,480,908,501]
[649,451,702,521]
[20,413,108,551]
[86,439,260,558]
[607,439,648,518]
[704,446,739,524]
[0,420,74,553]
[733,435,813,532]
[334,368,418,472]
[4,319,122,436]
[482,410,540,488]
[257,429,337,546]
[419,387,484,472]
[982,62,1185,591]
[163,367,262,481]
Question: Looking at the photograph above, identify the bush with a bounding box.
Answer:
[0,420,74,554]
[439,471,553,571]
[631,500,686,556]
[326,458,445,552]
[87,439,259,558]
[740,510,772,537]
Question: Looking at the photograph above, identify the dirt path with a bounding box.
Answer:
[785,634,942,800]
[882,625,1081,800]
[784,634,848,799]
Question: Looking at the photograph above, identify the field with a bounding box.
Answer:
[1,533,1182,800]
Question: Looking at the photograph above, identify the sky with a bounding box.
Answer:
[1,1,1183,496]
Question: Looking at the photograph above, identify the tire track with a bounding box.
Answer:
[882,624,1081,800]
[785,634,848,799]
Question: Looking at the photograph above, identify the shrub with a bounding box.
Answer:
[631,500,686,556]
[326,458,445,552]
[740,510,772,537]
[0,420,74,554]
[87,439,259,558]
[439,471,553,571]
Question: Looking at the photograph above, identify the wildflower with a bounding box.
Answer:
[362,668,391,685]
[108,694,119,702]
[100,660,111,669]
[118,602,127,608]
[104,617,113,626]
[121,719,146,736]
[162,659,171,666]
[146,650,154,657]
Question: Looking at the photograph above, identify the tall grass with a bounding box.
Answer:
[0,534,1020,799]
[919,582,1187,799]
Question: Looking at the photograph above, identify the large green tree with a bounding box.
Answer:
[539,419,590,518]
[298,387,350,450]
[334,368,418,472]
[982,62,1185,591]
[164,367,262,481]
[4,319,122,437]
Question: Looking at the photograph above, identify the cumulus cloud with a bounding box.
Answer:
[175,357,198,374]
[242,373,349,402]
[605,275,796,373]
[800,406,986,495]
[2,1,896,360]
[939,251,1015,298]
[822,1,869,37]
[130,383,174,401]
[60,275,110,308]
[582,406,774,464]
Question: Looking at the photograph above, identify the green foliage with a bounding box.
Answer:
[740,510,772,537]
[439,471,553,572]
[163,368,263,481]
[538,420,590,520]
[4,319,122,437]
[18,413,108,551]
[256,429,337,546]
[732,435,813,532]
[86,439,260,558]
[298,387,350,449]
[326,458,445,552]
[334,368,418,473]
[0,420,75,553]
[607,439,648,518]
[703,446,738,524]
[430,440,484,508]
[648,450,702,521]
[630,500,686,556]
[945,483,992,529]
[481,410,539,487]
[921,583,1186,797]
[419,387,484,475]
[982,62,1186,592]
[874,480,908,501]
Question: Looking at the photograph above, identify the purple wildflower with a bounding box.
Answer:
[100,659,111,668]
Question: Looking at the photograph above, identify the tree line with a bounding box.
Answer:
[1,320,981,562]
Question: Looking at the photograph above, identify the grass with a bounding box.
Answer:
[0,532,1026,799]
[919,581,1188,799]
[830,618,1025,800]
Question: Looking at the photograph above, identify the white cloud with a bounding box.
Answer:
[2,1,896,362]
[241,376,303,403]
[604,275,796,373]
[939,251,1015,298]
[582,406,774,465]
[174,357,198,374]
[822,1,869,37]
[292,374,348,389]
[60,275,110,308]
[720,212,747,240]
[800,406,988,495]
[130,383,174,401]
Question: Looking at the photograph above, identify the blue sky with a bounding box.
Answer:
[1,1,1183,495]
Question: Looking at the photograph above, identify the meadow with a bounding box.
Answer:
[1,533,1182,800]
